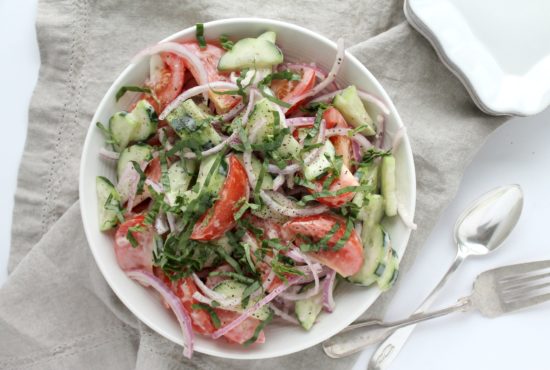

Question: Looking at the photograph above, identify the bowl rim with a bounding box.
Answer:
[79,17,416,360]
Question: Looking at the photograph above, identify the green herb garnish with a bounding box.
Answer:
[195,23,206,49]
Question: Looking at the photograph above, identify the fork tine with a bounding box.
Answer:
[497,260,550,282]
[503,292,550,313]
[503,281,550,301]
[501,271,550,293]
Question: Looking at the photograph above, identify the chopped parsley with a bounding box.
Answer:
[195,23,206,49]
[191,303,221,328]
[115,86,152,102]
[219,34,234,50]
[243,310,273,347]
[130,161,146,195]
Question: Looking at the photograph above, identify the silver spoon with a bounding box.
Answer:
[322,184,524,363]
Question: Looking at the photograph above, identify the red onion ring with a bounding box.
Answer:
[287,38,345,106]
[221,101,246,121]
[99,147,120,160]
[180,131,238,159]
[322,269,337,313]
[311,89,390,116]
[133,42,208,97]
[286,117,315,127]
[267,163,300,176]
[269,303,300,325]
[159,81,239,120]
[272,174,285,191]
[191,273,240,307]
[352,140,362,163]
[280,254,320,301]
[391,126,406,152]
[126,269,194,358]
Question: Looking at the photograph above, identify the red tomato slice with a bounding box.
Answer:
[114,215,154,272]
[174,277,215,335]
[142,52,185,113]
[284,214,364,277]
[154,270,215,335]
[313,165,359,208]
[215,309,266,344]
[191,155,249,241]
[181,42,240,114]
[271,67,316,113]
[323,107,352,169]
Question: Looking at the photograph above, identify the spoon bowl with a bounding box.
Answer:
[454,184,524,256]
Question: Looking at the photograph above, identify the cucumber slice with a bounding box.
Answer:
[217,37,283,71]
[381,155,397,217]
[295,283,323,331]
[212,280,271,320]
[377,245,399,291]
[165,160,195,205]
[96,176,121,231]
[348,225,385,286]
[166,99,221,149]
[195,154,226,195]
[129,100,158,142]
[358,194,385,232]
[303,140,335,181]
[235,153,273,190]
[109,112,138,152]
[257,31,277,43]
[116,144,153,179]
[247,98,301,160]
[333,85,376,136]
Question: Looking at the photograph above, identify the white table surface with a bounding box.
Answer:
[1,1,549,369]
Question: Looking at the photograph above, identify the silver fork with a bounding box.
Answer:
[323,260,550,358]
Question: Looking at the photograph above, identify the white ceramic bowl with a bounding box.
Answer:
[79,18,416,360]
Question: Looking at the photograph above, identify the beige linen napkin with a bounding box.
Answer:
[1,0,504,368]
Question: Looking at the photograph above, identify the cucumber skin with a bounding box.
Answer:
[381,155,397,217]
[217,38,283,71]
[333,85,376,136]
[96,176,121,231]
[116,144,153,180]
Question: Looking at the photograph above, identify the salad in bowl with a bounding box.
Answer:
[87,20,415,359]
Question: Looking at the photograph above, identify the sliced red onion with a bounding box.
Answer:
[180,131,238,159]
[280,254,320,301]
[220,101,245,121]
[288,38,345,107]
[357,90,390,116]
[267,163,300,176]
[376,114,386,149]
[242,88,259,126]
[286,247,306,263]
[99,147,120,160]
[191,273,241,307]
[270,100,288,128]
[211,274,304,339]
[286,117,315,127]
[352,140,362,163]
[145,178,164,194]
[398,201,417,230]
[154,212,169,235]
[391,126,406,152]
[303,119,326,166]
[159,81,239,120]
[352,134,373,152]
[243,151,257,189]
[133,42,208,96]
[166,212,176,233]
[126,269,194,358]
[262,269,276,291]
[272,174,285,191]
[148,54,164,86]
[286,174,295,189]
[322,269,337,313]
[311,89,390,117]
[260,190,329,217]
[269,303,300,325]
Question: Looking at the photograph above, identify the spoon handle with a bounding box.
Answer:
[367,252,466,368]
[322,296,472,358]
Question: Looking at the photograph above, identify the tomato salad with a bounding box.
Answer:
[95,24,415,359]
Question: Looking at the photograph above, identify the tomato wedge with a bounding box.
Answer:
[215,309,266,344]
[323,107,352,169]
[181,42,240,114]
[142,52,185,113]
[284,214,364,277]
[114,215,154,271]
[271,67,316,113]
[154,270,215,335]
[313,164,359,208]
[191,155,249,241]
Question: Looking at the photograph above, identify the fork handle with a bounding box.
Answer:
[322,297,472,358]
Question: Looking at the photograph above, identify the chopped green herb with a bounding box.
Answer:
[359,148,391,165]
[216,248,243,275]
[159,152,170,192]
[219,34,234,50]
[96,121,118,149]
[130,161,147,195]
[191,303,221,328]
[259,86,291,108]
[115,86,152,102]
[259,70,301,86]
[241,243,257,273]
[126,229,139,248]
[333,218,354,251]
[243,310,273,346]
[208,271,255,284]
[241,280,261,308]
[195,23,206,49]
